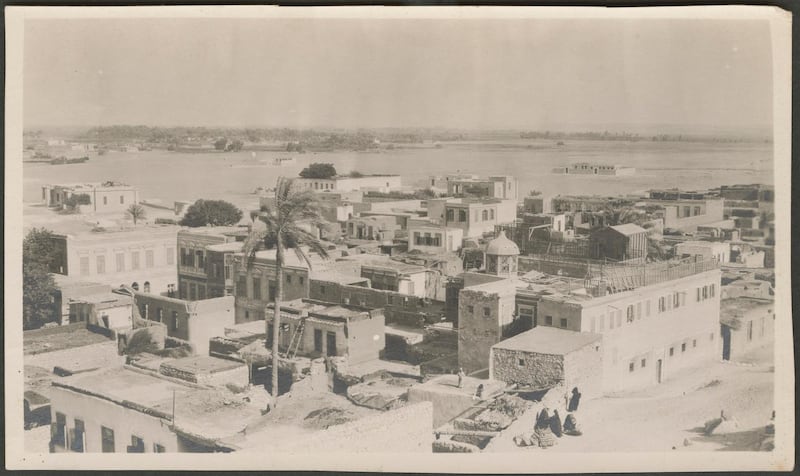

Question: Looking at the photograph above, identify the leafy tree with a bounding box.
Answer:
[23,262,57,330]
[299,163,337,179]
[124,329,159,356]
[243,177,329,406]
[23,228,64,273]
[226,139,244,152]
[23,228,62,329]
[179,199,243,227]
[126,204,147,225]
[214,138,228,150]
[62,193,91,213]
[348,171,364,178]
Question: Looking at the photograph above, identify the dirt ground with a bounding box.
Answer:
[488,343,775,452]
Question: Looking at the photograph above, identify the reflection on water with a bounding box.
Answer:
[22,140,773,210]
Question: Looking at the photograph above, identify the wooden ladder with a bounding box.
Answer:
[286,317,306,359]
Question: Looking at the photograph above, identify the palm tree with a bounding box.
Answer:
[126,204,147,225]
[243,177,329,406]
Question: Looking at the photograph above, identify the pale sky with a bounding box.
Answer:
[24,17,773,132]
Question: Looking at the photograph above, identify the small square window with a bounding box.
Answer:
[669,347,674,356]
[641,359,646,368]
[693,339,697,348]
[629,362,635,372]
[483,307,491,318]
[681,343,687,352]
[300,277,305,285]
[545,316,553,326]
[518,358,525,366]
[468,305,474,314]
[286,275,292,284]
[559,318,567,328]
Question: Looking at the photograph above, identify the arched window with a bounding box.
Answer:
[131,282,139,291]
[143,281,151,293]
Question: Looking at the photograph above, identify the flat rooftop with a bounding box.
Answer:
[24,325,113,355]
[60,224,180,241]
[272,298,378,322]
[178,226,250,237]
[53,366,263,440]
[493,327,602,355]
[677,240,729,248]
[206,241,245,253]
[77,291,131,306]
[309,271,369,285]
[353,257,428,275]
[46,181,135,191]
[721,296,774,314]
[160,355,246,375]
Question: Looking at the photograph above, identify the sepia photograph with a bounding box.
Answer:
[4,5,793,472]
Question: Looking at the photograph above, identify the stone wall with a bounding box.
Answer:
[457,290,503,374]
[563,340,603,399]
[310,279,445,327]
[491,349,564,389]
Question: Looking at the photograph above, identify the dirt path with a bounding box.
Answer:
[488,344,774,452]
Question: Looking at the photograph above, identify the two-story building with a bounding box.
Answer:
[344,215,400,245]
[532,259,721,394]
[230,249,311,324]
[129,291,235,355]
[407,221,464,254]
[45,225,180,295]
[176,226,249,300]
[641,195,725,232]
[426,197,517,239]
[264,299,386,365]
[445,175,518,200]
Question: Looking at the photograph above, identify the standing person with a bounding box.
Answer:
[568,387,582,412]
[474,384,484,400]
[457,368,465,388]
[550,409,563,438]
[536,407,551,429]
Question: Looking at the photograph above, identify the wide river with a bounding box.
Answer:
[23,139,773,211]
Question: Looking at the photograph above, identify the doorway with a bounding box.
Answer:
[326,331,337,356]
[721,325,732,360]
[314,329,323,353]
[656,359,663,384]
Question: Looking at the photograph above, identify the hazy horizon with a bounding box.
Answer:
[24,18,774,133]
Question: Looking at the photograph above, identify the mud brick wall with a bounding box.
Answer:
[491,349,564,389]
[310,279,446,327]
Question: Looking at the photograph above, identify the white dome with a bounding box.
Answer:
[485,230,520,256]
